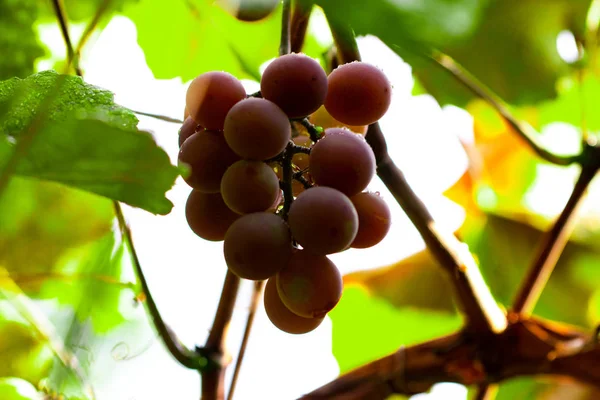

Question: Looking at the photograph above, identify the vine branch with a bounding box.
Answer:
[51,0,83,76]
[512,164,598,315]
[329,22,506,334]
[227,280,266,400]
[279,0,292,56]
[290,0,313,53]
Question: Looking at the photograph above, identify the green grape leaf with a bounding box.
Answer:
[343,250,456,313]
[0,377,43,400]
[38,0,138,22]
[0,0,45,79]
[330,285,462,373]
[123,0,281,81]
[320,0,591,106]
[0,70,180,215]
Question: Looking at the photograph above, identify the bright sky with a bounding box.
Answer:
[33,9,595,400]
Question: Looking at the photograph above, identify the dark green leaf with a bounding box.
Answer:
[0,71,180,214]
[0,0,45,79]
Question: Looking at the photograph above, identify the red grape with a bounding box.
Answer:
[224,212,292,280]
[186,71,246,130]
[186,191,240,241]
[350,192,391,248]
[224,97,291,160]
[178,130,240,192]
[221,160,280,214]
[276,250,342,318]
[261,53,328,118]
[179,117,200,147]
[264,278,323,334]
[324,62,391,126]
[288,186,358,255]
[309,128,375,196]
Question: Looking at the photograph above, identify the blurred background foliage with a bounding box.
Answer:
[1,0,600,399]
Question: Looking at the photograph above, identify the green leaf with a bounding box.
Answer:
[330,285,462,373]
[0,0,45,79]
[124,0,281,81]
[320,0,591,106]
[0,70,179,215]
[38,0,138,22]
[0,377,43,400]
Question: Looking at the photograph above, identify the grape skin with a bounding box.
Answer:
[186,191,240,241]
[276,250,342,318]
[224,97,291,160]
[178,130,240,192]
[261,53,328,119]
[221,160,280,214]
[264,278,323,334]
[309,128,375,196]
[224,212,292,280]
[186,71,246,130]
[324,62,391,126]
[351,192,391,248]
[288,186,358,255]
[179,117,200,147]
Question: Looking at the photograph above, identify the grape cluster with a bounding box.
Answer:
[179,54,392,334]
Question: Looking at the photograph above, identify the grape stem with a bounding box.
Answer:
[290,144,311,155]
[51,0,83,76]
[280,142,295,219]
[298,118,322,142]
[279,0,292,56]
[290,0,314,53]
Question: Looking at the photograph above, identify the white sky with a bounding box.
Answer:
[32,9,596,400]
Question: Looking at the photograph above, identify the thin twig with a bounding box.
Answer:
[227,280,265,400]
[279,0,292,56]
[131,109,184,124]
[202,270,241,399]
[290,1,313,53]
[298,118,321,142]
[114,203,204,369]
[51,0,83,76]
[74,0,113,58]
[281,143,295,219]
[474,384,498,400]
[328,22,506,334]
[400,46,580,166]
[512,165,597,315]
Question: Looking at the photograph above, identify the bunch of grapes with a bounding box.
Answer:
[179,53,392,334]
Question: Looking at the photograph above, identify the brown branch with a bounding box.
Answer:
[327,21,506,334]
[51,0,83,76]
[227,280,265,400]
[302,317,600,399]
[405,47,580,166]
[290,1,313,53]
[201,270,241,399]
[512,165,597,315]
[130,109,184,124]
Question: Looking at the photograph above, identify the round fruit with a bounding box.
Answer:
[276,250,342,318]
[186,191,240,241]
[261,53,328,118]
[288,186,358,255]
[324,62,391,126]
[218,0,279,22]
[264,278,323,334]
[186,71,246,130]
[178,130,240,192]
[179,117,200,147]
[224,97,291,160]
[350,192,391,248]
[309,105,367,135]
[221,160,280,214]
[224,212,292,280]
[309,128,375,196]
